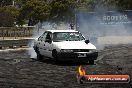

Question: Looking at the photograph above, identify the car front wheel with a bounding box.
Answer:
[52,50,58,62]
[35,47,43,61]
[37,52,43,61]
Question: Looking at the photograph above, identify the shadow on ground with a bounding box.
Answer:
[32,58,96,66]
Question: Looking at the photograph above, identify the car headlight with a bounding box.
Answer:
[60,49,73,52]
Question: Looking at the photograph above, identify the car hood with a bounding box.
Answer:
[53,41,96,49]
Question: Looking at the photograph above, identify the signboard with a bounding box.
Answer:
[76,10,132,38]
[77,10,132,25]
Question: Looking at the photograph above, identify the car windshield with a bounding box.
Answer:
[53,32,85,42]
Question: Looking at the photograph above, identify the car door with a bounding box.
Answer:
[39,32,48,56]
[37,36,42,52]
[44,32,53,58]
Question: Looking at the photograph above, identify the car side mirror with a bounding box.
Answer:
[85,40,90,44]
[45,39,52,43]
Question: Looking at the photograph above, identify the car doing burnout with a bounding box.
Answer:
[33,30,98,64]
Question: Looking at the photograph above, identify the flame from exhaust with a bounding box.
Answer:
[78,65,86,76]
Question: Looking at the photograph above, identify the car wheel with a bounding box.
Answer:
[52,50,58,62]
[37,52,43,61]
[35,47,43,61]
[34,46,38,52]
[89,60,94,64]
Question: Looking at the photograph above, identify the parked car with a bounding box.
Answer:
[33,30,98,64]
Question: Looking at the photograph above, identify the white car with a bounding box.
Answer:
[33,30,98,64]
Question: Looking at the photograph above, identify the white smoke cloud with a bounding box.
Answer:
[76,10,132,50]
[27,22,70,58]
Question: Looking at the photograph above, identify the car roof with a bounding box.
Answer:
[46,30,79,33]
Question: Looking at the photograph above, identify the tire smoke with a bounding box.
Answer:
[76,10,132,50]
[28,22,70,58]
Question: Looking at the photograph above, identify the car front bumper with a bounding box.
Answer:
[57,51,98,61]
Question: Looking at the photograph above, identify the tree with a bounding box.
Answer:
[80,0,132,11]
[17,0,51,26]
[0,0,12,7]
[115,0,132,10]
[0,6,19,27]
[50,0,77,22]
[1,0,131,27]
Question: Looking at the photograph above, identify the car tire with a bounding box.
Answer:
[52,50,58,62]
[89,60,94,64]
[34,46,38,52]
[35,47,43,61]
[37,52,43,61]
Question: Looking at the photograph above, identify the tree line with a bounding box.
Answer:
[0,0,132,27]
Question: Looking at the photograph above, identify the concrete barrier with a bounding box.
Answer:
[0,39,34,49]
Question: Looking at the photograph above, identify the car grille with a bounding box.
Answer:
[73,49,89,52]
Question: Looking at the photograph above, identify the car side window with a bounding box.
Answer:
[38,32,48,41]
[41,32,48,41]
[45,32,52,40]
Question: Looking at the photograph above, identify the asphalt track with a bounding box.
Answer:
[0,44,131,88]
